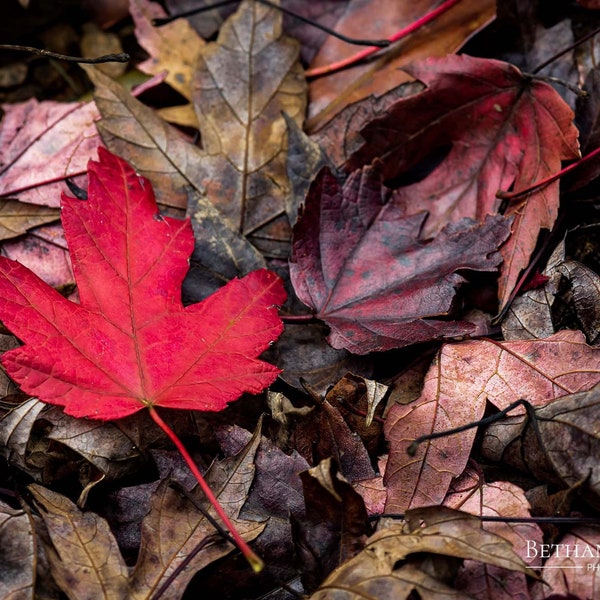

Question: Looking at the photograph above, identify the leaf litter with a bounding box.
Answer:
[1,0,600,598]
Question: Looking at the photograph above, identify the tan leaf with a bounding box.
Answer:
[130,0,203,128]
[0,199,59,241]
[191,0,306,242]
[311,506,530,600]
[384,330,600,512]
[0,499,35,600]
[29,484,129,600]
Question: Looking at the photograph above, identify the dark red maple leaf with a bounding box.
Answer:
[0,148,286,570]
[289,167,511,354]
[346,54,580,310]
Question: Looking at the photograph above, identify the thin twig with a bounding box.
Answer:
[0,44,129,64]
[153,0,389,47]
[372,514,600,524]
[407,399,534,456]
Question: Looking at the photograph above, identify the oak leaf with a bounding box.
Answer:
[0,149,285,420]
[290,166,511,353]
[346,54,580,309]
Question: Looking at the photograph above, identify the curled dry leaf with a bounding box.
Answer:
[346,54,580,309]
[384,329,600,512]
[290,166,511,353]
[0,398,46,477]
[557,259,600,345]
[445,467,543,599]
[191,0,306,248]
[481,382,600,507]
[310,506,531,600]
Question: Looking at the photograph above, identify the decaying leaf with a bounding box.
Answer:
[384,330,600,512]
[191,0,306,249]
[295,457,372,592]
[30,484,130,600]
[310,506,531,600]
[0,98,98,206]
[346,54,580,309]
[0,499,35,600]
[85,65,204,211]
[501,241,564,340]
[129,422,265,599]
[481,382,600,507]
[290,166,511,353]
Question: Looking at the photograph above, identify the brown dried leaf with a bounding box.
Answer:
[481,383,600,507]
[557,260,600,345]
[191,0,306,246]
[29,484,129,600]
[0,499,35,600]
[384,330,600,512]
[297,457,372,592]
[85,65,204,210]
[42,407,144,481]
[0,199,59,241]
[129,422,265,599]
[311,506,530,600]
[130,0,205,103]
[501,241,564,341]
[291,396,375,483]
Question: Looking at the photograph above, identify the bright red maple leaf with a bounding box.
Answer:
[0,148,286,421]
[0,148,286,571]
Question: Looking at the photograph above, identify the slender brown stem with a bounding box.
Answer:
[0,44,129,64]
[305,0,463,78]
[148,406,264,573]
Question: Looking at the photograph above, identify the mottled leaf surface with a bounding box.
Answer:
[290,167,511,353]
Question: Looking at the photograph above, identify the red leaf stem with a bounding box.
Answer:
[148,406,265,573]
[305,0,463,78]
